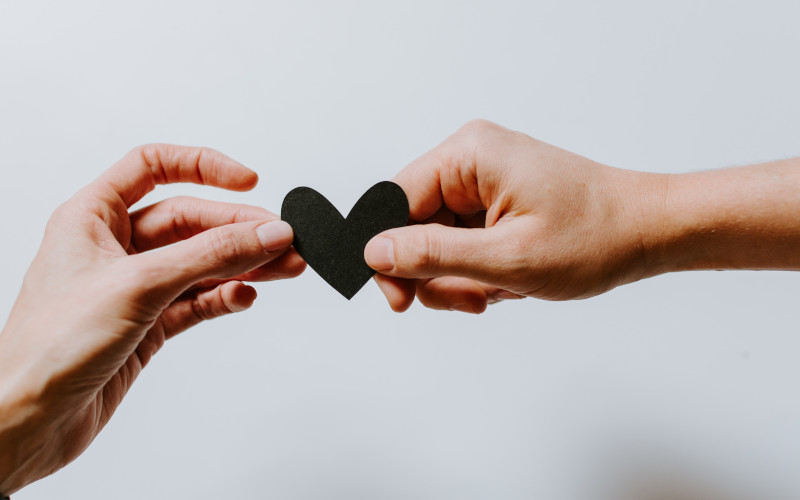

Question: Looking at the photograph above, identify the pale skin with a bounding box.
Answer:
[365,119,800,312]
[3,121,800,495]
[0,145,306,495]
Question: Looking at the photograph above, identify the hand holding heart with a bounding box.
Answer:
[364,120,800,313]
[363,119,666,313]
[0,145,305,495]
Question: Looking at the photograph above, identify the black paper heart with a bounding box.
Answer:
[281,181,409,299]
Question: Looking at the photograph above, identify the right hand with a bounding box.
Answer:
[364,119,667,313]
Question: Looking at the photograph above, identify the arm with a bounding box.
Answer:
[364,120,800,312]
[648,159,800,274]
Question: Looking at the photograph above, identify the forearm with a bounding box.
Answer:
[643,158,800,275]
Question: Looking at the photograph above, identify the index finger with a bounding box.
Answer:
[94,144,258,207]
[393,119,506,222]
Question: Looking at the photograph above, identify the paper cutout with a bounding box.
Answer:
[281,181,409,299]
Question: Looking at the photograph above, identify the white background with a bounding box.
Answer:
[1,1,799,499]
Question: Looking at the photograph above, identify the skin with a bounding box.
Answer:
[365,119,800,313]
[0,145,305,495]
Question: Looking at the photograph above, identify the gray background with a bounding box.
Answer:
[1,1,799,499]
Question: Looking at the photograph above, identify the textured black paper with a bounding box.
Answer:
[281,181,409,299]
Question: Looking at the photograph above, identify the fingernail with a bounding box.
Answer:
[493,290,526,301]
[365,237,395,271]
[450,304,478,314]
[257,220,293,252]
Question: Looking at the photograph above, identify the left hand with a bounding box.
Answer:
[0,145,305,494]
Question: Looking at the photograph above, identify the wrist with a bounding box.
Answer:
[0,331,57,495]
[625,170,686,278]
[0,396,38,495]
[0,387,55,495]
[638,159,800,273]
[606,168,675,283]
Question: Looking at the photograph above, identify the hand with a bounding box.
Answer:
[364,119,666,313]
[0,145,305,494]
[366,120,800,313]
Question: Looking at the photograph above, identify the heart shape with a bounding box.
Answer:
[281,181,409,299]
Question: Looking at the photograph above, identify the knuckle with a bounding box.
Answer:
[458,118,498,139]
[165,197,196,241]
[450,119,503,168]
[192,147,208,169]
[134,142,170,156]
[216,286,237,314]
[46,201,72,229]
[129,143,158,165]
[191,286,233,322]
[132,143,168,182]
[205,227,247,268]
[190,295,215,322]
[126,144,147,159]
[404,228,439,274]
[232,204,270,224]
[194,146,216,157]
[197,146,221,160]
[194,146,221,171]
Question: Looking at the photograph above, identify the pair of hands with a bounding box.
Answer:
[2,120,635,493]
[2,119,798,494]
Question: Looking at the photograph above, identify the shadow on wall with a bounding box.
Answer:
[606,445,774,500]
[625,481,748,500]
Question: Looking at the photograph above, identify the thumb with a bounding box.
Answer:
[132,219,294,298]
[364,223,516,285]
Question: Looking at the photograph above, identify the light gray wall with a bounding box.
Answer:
[1,1,799,498]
